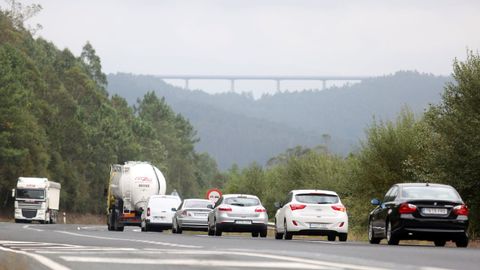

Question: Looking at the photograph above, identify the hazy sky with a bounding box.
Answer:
[14,0,480,94]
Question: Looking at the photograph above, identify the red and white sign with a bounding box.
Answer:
[206,188,222,204]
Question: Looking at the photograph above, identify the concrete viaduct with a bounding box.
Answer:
[154,75,371,92]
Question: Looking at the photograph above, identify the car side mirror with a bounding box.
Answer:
[11,189,15,198]
[171,208,177,211]
[274,202,283,208]
[371,198,381,206]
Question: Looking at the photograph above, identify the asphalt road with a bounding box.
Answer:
[0,222,478,270]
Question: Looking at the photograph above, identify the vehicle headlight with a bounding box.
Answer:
[41,202,46,209]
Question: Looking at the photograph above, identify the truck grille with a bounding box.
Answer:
[22,209,37,218]
[18,202,42,209]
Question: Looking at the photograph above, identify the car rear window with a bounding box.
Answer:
[184,200,212,209]
[401,186,461,201]
[224,197,259,207]
[295,194,339,204]
[150,198,180,209]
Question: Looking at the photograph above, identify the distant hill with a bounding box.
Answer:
[107,72,450,169]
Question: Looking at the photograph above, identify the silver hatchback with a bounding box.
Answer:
[172,199,213,233]
[207,194,268,237]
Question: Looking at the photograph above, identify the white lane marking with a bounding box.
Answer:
[59,257,327,269]
[23,224,44,232]
[420,268,454,270]
[55,230,202,248]
[0,246,71,270]
[224,249,389,270]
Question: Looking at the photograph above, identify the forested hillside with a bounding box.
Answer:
[108,72,450,169]
[0,8,220,215]
[223,52,480,236]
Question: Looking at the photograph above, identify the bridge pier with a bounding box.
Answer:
[230,79,235,92]
[276,80,281,92]
[185,79,190,89]
[322,80,326,90]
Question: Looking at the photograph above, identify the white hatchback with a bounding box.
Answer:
[274,190,348,241]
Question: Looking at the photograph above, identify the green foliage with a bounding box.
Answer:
[421,51,480,236]
[0,10,220,214]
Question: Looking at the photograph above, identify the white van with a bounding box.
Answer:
[141,195,181,232]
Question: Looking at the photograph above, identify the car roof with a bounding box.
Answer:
[183,198,211,202]
[290,189,339,196]
[150,195,181,200]
[395,183,454,188]
[222,194,259,199]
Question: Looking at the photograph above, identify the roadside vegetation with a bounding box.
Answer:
[224,52,480,238]
[0,4,220,216]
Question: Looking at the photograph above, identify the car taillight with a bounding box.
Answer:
[453,204,469,216]
[398,203,417,214]
[290,204,306,211]
[181,210,188,217]
[147,207,150,217]
[255,207,266,212]
[218,207,232,212]
[331,205,346,212]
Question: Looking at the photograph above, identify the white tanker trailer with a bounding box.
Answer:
[107,161,166,231]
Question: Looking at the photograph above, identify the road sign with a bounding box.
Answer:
[206,188,222,204]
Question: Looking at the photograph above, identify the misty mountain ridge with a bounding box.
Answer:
[107,71,450,170]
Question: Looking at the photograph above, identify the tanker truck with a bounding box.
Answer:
[12,177,61,224]
[107,161,166,231]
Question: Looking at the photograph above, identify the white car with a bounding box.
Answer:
[141,195,181,232]
[274,190,348,241]
[207,194,268,237]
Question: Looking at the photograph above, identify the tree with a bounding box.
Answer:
[423,51,480,235]
[80,41,107,89]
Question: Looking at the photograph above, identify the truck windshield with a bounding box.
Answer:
[16,189,45,200]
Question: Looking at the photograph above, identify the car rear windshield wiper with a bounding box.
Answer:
[230,203,245,206]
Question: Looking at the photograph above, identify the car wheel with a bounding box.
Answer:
[284,220,293,240]
[455,235,469,248]
[274,220,284,239]
[172,221,177,234]
[252,232,259,237]
[434,240,446,247]
[214,222,222,236]
[208,223,215,236]
[338,233,347,242]
[260,229,267,238]
[386,221,399,245]
[368,219,381,244]
[176,223,183,234]
[327,234,336,241]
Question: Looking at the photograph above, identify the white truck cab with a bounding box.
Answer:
[13,177,61,224]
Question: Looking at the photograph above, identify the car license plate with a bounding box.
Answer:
[422,208,448,215]
[195,213,207,217]
[310,223,328,229]
[235,220,252,225]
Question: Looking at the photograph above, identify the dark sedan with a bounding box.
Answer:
[368,183,469,247]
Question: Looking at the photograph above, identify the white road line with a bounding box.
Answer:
[55,230,202,248]
[22,224,44,232]
[59,257,327,269]
[224,249,390,270]
[0,246,71,270]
